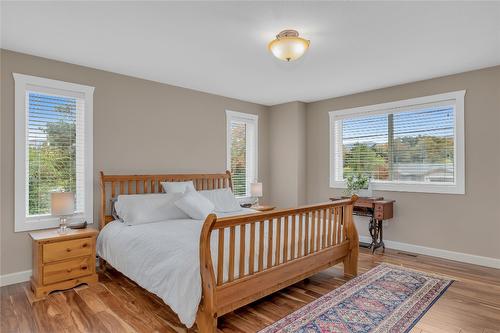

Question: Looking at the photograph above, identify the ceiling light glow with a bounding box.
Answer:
[268,29,310,62]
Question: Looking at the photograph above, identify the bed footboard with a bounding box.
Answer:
[197,197,358,332]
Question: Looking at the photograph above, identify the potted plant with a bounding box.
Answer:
[344,173,372,197]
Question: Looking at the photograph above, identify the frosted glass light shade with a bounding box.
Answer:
[268,30,310,62]
[250,182,263,197]
[51,192,75,216]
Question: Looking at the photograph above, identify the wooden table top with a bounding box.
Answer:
[29,227,98,242]
[330,197,395,208]
[251,205,276,212]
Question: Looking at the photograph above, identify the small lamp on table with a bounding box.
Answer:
[250,182,275,211]
[250,182,263,206]
[51,192,75,233]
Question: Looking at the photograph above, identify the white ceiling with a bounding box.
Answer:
[2,1,499,106]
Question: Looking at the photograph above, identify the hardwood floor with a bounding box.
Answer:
[2,248,499,333]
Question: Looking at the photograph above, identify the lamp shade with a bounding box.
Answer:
[51,192,75,216]
[268,30,310,62]
[250,182,263,197]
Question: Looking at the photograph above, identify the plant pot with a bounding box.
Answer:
[356,183,373,197]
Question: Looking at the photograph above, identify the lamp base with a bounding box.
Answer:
[57,217,68,234]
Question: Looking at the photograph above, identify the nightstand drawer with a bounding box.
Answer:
[43,256,93,285]
[43,237,93,263]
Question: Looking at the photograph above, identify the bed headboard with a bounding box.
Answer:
[99,171,233,229]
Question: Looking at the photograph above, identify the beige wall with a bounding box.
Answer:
[306,66,500,259]
[1,49,499,277]
[0,49,270,275]
[269,102,307,207]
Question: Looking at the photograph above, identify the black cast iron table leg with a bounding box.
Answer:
[368,217,376,253]
[380,219,385,253]
[368,218,385,254]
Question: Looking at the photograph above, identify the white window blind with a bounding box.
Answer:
[330,91,465,194]
[226,111,258,198]
[27,91,85,216]
[230,121,248,196]
[14,74,94,231]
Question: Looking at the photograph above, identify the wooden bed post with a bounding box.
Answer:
[225,170,233,190]
[99,171,106,230]
[343,195,359,277]
[197,213,218,333]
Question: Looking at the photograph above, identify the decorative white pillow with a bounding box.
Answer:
[115,193,188,226]
[174,190,215,220]
[199,188,242,213]
[161,181,196,194]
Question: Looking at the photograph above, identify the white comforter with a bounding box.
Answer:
[96,209,256,327]
[97,209,335,327]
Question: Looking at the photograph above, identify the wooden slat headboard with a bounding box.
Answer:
[99,170,233,229]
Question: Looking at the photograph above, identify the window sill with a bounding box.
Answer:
[15,214,92,232]
[330,180,464,195]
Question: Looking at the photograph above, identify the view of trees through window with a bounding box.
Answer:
[28,92,77,216]
[340,106,455,183]
[230,121,247,196]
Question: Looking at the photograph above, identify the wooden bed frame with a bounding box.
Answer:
[99,171,359,332]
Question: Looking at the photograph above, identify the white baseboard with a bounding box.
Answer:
[0,269,32,287]
[359,236,500,269]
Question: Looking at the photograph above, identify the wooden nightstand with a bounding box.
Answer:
[29,228,98,299]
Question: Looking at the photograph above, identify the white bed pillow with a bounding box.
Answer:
[199,188,242,213]
[174,190,215,220]
[161,181,196,194]
[115,193,188,226]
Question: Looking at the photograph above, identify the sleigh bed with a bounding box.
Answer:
[98,171,359,332]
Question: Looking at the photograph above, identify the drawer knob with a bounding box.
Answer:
[81,266,88,270]
[67,269,72,273]
[66,248,72,252]
[82,243,88,248]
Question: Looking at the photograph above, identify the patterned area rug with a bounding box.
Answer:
[259,264,453,333]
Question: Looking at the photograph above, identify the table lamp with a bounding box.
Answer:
[51,192,75,233]
[250,182,263,205]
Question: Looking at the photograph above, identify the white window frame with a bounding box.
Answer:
[14,73,94,232]
[226,110,259,198]
[329,90,465,194]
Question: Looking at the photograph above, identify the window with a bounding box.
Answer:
[14,74,94,231]
[226,110,258,198]
[330,91,465,194]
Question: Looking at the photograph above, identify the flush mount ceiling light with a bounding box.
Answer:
[268,29,310,62]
